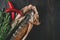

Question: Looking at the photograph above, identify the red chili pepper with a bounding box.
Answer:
[11,12,15,20]
[8,1,14,9]
[6,8,23,16]
[5,1,23,20]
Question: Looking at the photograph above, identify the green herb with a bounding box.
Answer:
[0,11,11,40]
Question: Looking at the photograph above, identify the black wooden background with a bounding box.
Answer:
[0,0,60,40]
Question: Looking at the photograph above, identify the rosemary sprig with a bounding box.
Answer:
[0,11,11,40]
